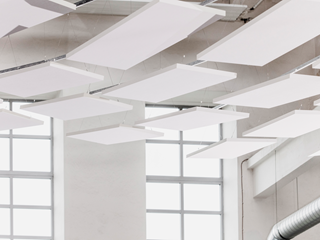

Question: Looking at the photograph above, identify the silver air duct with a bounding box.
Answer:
[267,197,320,240]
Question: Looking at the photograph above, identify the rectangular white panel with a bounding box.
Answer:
[67,0,225,70]
[312,58,320,69]
[136,107,249,131]
[67,124,164,145]
[187,138,277,159]
[0,0,75,37]
[197,0,320,66]
[212,74,320,108]
[0,109,43,131]
[21,93,133,120]
[103,64,236,102]
[0,62,104,97]
[243,110,320,138]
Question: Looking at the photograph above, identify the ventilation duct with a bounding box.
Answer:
[267,196,320,240]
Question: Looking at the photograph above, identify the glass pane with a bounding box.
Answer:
[13,209,51,236]
[12,102,50,136]
[0,208,10,235]
[183,124,219,142]
[184,184,220,211]
[184,214,221,240]
[147,213,180,240]
[145,107,179,140]
[0,101,10,134]
[13,139,51,172]
[146,143,180,176]
[13,178,51,206]
[0,138,10,171]
[146,183,180,210]
[183,145,220,178]
[0,178,10,204]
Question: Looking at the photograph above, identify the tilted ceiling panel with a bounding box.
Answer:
[0,109,43,131]
[197,0,320,66]
[212,74,320,108]
[67,124,164,145]
[102,64,236,102]
[243,110,320,138]
[0,62,104,97]
[136,107,249,131]
[187,138,277,159]
[67,0,225,70]
[0,0,75,37]
[21,93,133,120]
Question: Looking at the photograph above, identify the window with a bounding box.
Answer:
[146,106,223,240]
[0,101,53,240]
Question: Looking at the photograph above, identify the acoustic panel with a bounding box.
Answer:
[197,0,320,66]
[103,64,236,102]
[0,62,104,97]
[0,109,43,131]
[243,110,320,138]
[212,74,320,108]
[67,0,225,70]
[187,138,277,159]
[0,0,75,37]
[67,124,164,145]
[21,93,133,120]
[136,107,249,130]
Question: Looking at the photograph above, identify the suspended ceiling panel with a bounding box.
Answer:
[0,0,76,37]
[211,74,320,108]
[0,109,43,131]
[67,0,225,70]
[0,62,104,97]
[197,0,320,66]
[67,124,164,145]
[187,138,277,159]
[20,93,133,120]
[135,107,249,131]
[74,0,246,22]
[243,110,320,138]
[102,64,236,102]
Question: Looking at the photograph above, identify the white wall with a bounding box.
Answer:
[54,100,146,240]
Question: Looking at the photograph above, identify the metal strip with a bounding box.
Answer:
[147,176,222,184]
[0,171,52,178]
[147,209,222,215]
[0,205,52,210]
[146,139,214,145]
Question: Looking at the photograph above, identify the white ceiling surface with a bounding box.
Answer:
[67,0,225,70]
[67,124,164,145]
[309,149,320,157]
[20,93,133,120]
[243,110,320,138]
[135,107,249,131]
[212,74,320,109]
[73,0,247,22]
[0,0,75,38]
[102,64,236,102]
[0,108,43,131]
[197,0,320,66]
[187,138,277,159]
[0,62,104,97]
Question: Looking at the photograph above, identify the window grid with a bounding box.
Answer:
[146,105,223,240]
[0,100,53,240]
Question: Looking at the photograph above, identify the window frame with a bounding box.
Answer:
[146,104,224,240]
[0,100,54,240]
